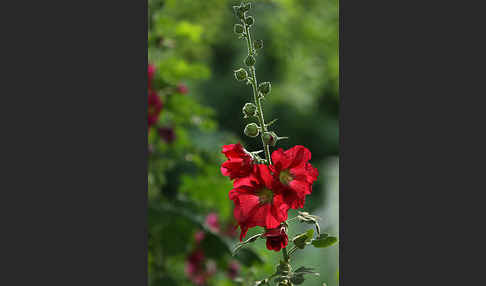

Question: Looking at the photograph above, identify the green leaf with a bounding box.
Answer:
[294,266,316,274]
[312,234,338,248]
[200,231,231,259]
[292,228,315,249]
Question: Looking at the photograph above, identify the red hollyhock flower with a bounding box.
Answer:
[148,90,163,128]
[264,226,289,252]
[148,64,155,88]
[229,164,289,240]
[271,145,318,209]
[221,143,253,180]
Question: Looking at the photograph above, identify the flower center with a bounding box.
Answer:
[279,170,293,185]
[258,188,273,204]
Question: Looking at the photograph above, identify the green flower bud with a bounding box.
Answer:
[233,6,245,19]
[245,55,256,66]
[234,68,248,81]
[242,102,257,118]
[245,16,254,26]
[244,123,260,137]
[234,24,244,34]
[241,2,251,12]
[258,82,271,95]
[262,131,277,146]
[254,39,263,49]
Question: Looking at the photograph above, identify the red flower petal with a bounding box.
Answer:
[229,164,289,239]
[264,226,288,251]
[271,146,318,210]
[221,143,253,180]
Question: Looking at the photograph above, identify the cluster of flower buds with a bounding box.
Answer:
[232,3,288,150]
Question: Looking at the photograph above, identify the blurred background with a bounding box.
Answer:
[148,0,338,285]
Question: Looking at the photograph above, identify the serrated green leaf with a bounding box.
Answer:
[312,234,338,248]
[292,228,315,249]
[294,266,316,274]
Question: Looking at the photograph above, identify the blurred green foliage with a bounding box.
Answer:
[148,0,338,285]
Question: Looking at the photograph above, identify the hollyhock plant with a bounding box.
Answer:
[229,164,289,240]
[271,145,319,209]
[222,3,338,285]
[221,143,253,180]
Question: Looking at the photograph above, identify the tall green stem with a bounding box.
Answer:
[243,22,272,165]
[282,246,290,263]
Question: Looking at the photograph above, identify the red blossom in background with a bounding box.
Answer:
[184,249,216,285]
[185,229,218,286]
[263,226,289,252]
[148,64,155,88]
[194,231,206,245]
[177,83,188,94]
[271,145,318,209]
[157,127,176,143]
[148,64,163,128]
[221,143,253,180]
[229,164,289,241]
[148,90,163,128]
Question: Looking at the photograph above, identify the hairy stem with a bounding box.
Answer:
[282,245,290,262]
[243,22,272,165]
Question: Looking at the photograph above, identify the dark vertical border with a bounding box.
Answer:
[340,0,482,284]
[1,0,147,285]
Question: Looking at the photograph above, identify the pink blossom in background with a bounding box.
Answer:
[227,261,240,280]
[205,213,220,233]
[194,231,205,245]
[185,249,218,285]
[177,83,188,94]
